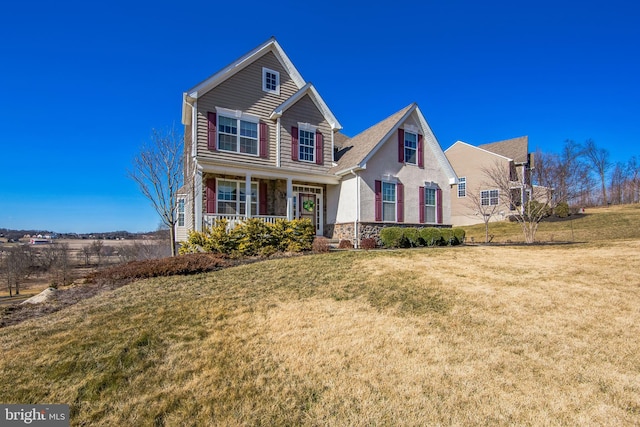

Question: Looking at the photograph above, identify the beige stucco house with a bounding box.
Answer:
[444,136,534,226]
[176,37,457,246]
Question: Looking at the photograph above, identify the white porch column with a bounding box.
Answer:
[245,173,252,218]
[286,177,293,220]
[195,167,203,232]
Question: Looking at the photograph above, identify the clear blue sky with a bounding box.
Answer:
[1,0,638,233]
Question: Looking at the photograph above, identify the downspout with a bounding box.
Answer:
[351,169,360,248]
[276,117,281,168]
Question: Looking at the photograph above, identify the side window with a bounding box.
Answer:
[458,177,466,197]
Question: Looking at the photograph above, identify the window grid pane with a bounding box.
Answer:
[458,177,466,197]
[299,130,315,162]
[404,132,417,165]
[382,182,396,222]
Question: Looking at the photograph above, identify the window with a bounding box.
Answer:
[458,177,466,197]
[299,128,315,162]
[404,131,418,165]
[218,115,258,155]
[217,180,258,216]
[177,198,185,227]
[262,67,280,94]
[424,188,436,223]
[481,189,499,206]
[382,182,396,221]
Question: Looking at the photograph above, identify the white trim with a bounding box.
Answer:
[276,117,281,168]
[293,184,324,236]
[403,130,418,166]
[458,176,467,198]
[381,181,397,222]
[185,38,305,98]
[195,167,203,232]
[216,178,259,216]
[262,67,280,95]
[297,122,318,132]
[270,83,343,130]
[215,107,259,123]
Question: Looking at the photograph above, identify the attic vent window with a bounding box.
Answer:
[262,67,280,95]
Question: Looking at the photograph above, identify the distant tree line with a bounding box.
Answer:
[533,139,640,208]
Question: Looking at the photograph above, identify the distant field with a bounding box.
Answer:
[1,229,640,423]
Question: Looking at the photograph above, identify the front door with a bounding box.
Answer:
[299,193,317,232]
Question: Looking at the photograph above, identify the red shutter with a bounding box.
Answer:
[398,129,405,163]
[397,183,404,223]
[206,179,216,214]
[375,180,382,222]
[259,181,268,215]
[418,134,424,168]
[436,188,443,224]
[291,126,299,161]
[315,132,323,165]
[207,112,217,151]
[259,122,268,158]
[419,186,425,223]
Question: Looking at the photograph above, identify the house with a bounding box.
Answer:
[445,136,535,226]
[177,37,457,246]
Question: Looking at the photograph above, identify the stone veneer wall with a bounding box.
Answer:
[331,222,451,247]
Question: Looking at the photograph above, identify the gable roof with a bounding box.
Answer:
[332,104,413,174]
[270,82,342,130]
[185,37,305,99]
[331,103,458,183]
[478,136,529,163]
[445,140,512,161]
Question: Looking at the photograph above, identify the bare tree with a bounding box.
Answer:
[626,156,640,204]
[128,127,184,256]
[1,245,34,296]
[483,161,553,244]
[90,240,105,267]
[583,139,611,206]
[465,189,501,243]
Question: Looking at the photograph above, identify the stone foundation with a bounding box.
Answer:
[330,222,451,247]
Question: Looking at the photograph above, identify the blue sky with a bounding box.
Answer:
[1,0,638,233]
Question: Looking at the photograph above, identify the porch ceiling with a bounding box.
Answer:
[198,159,340,185]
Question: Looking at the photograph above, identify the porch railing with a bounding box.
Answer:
[203,214,288,229]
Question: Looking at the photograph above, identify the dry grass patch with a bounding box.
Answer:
[1,243,639,425]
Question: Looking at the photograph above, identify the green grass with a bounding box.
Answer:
[462,203,640,243]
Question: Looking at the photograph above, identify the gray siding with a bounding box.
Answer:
[195,51,299,167]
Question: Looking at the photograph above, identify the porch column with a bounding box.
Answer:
[195,167,203,232]
[286,177,293,220]
[245,173,252,218]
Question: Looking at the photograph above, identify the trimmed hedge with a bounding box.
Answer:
[380,227,465,248]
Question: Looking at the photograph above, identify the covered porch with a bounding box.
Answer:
[198,172,329,236]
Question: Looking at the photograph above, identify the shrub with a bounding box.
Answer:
[235,218,272,256]
[380,227,406,248]
[419,228,442,247]
[403,228,421,247]
[452,228,466,245]
[554,202,570,218]
[360,237,377,250]
[440,229,455,246]
[338,239,354,249]
[524,200,552,220]
[312,237,331,253]
[180,218,314,256]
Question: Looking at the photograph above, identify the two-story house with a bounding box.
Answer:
[177,37,457,246]
[445,136,535,226]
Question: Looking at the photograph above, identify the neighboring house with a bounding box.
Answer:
[177,37,457,246]
[445,136,535,226]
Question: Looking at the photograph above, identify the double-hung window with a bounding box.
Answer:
[298,127,315,163]
[217,110,259,155]
[458,177,466,197]
[481,189,499,206]
[404,131,418,165]
[382,182,396,222]
[424,187,437,223]
[217,180,258,216]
